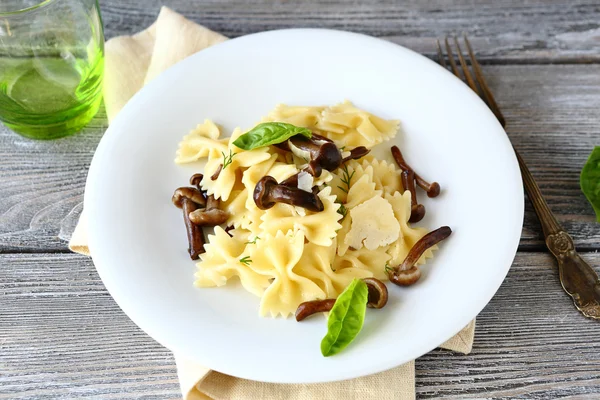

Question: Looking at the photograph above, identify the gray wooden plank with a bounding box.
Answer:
[1,252,600,399]
[99,0,600,63]
[1,64,600,251]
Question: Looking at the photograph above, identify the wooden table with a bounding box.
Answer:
[2,1,600,398]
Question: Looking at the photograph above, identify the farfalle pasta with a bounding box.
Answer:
[174,101,447,318]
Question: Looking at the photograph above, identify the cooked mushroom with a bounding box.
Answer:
[387,226,452,286]
[254,176,324,212]
[189,173,204,190]
[189,195,229,225]
[276,135,342,177]
[172,187,207,260]
[211,164,223,181]
[295,299,336,321]
[391,145,440,198]
[389,266,421,286]
[342,146,370,163]
[362,278,388,309]
[401,169,426,223]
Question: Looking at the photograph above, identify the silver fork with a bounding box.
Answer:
[438,36,600,320]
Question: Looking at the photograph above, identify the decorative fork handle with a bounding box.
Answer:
[516,150,600,319]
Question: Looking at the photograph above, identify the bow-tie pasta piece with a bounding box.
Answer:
[360,157,403,194]
[333,245,392,281]
[201,128,272,201]
[259,186,342,247]
[263,104,325,130]
[385,191,436,267]
[195,226,274,297]
[295,241,373,299]
[256,231,326,318]
[175,119,229,163]
[318,101,399,149]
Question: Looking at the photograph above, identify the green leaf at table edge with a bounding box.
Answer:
[232,122,312,150]
[320,278,368,357]
[580,146,600,223]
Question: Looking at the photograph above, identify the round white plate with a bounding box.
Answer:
[86,29,523,383]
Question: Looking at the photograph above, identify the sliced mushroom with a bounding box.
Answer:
[254,176,324,212]
[189,195,229,225]
[342,146,370,163]
[172,187,207,260]
[387,226,452,286]
[295,299,336,321]
[391,145,441,198]
[276,135,342,177]
[401,169,426,223]
[362,278,388,309]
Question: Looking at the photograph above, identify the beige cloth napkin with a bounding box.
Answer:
[69,7,475,399]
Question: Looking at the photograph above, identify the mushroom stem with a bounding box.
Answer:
[280,172,300,187]
[254,176,324,212]
[182,199,206,259]
[172,187,207,260]
[362,278,388,309]
[211,164,223,181]
[295,299,336,321]
[387,226,452,286]
[401,169,426,223]
[342,146,370,163]
[391,145,440,198]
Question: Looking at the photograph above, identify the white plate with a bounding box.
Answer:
[86,29,523,383]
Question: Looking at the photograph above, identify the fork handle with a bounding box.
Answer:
[515,149,562,237]
[517,149,600,317]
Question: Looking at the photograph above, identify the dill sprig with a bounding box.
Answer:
[239,256,253,266]
[384,263,394,275]
[245,236,261,245]
[222,150,236,169]
[337,203,347,218]
[337,164,355,194]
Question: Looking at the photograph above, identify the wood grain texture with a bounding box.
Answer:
[1,252,599,399]
[99,0,600,63]
[2,65,599,251]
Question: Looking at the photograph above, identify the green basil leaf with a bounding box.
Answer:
[232,122,312,150]
[581,146,600,222]
[320,278,368,357]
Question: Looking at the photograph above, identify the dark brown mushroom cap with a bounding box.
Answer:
[253,176,279,209]
[253,176,324,212]
[189,174,204,190]
[342,146,370,163]
[172,187,206,208]
[362,278,388,309]
[278,135,343,177]
[289,137,341,172]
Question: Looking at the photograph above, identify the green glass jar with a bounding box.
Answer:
[0,0,104,139]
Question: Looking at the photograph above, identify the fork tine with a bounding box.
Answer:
[444,38,461,78]
[453,37,480,96]
[463,35,506,127]
[436,40,447,68]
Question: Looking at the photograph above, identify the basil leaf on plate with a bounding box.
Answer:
[320,278,368,357]
[581,146,600,222]
[232,122,312,150]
